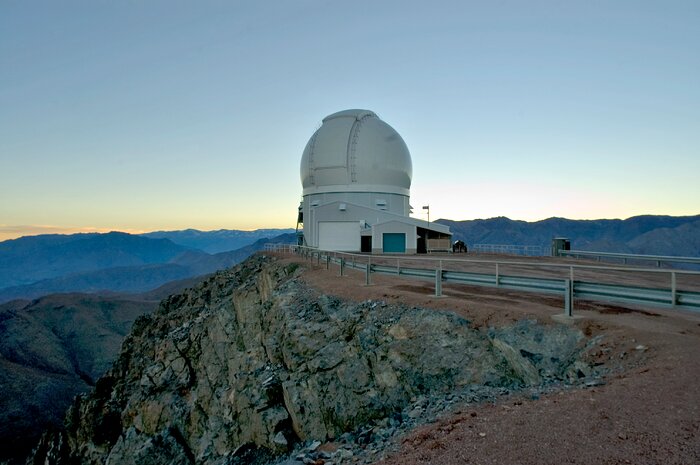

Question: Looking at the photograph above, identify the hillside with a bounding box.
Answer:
[0,273,209,465]
[438,214,700,256]
[27,254,606,465]
[17,253,700,464]
[0,294,154,463]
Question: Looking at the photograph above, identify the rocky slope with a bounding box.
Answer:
[0,276,209,465]
[28,255,597,465]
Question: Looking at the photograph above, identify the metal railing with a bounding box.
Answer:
[263,243,297,253]
[559,250,700,268]
[270,245,700,317]
[472,244,549,256]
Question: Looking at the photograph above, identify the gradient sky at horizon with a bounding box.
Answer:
[1,0,699,241]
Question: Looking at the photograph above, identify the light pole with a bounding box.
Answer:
[422,205,430,225]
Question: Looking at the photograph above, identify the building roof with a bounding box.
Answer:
[313,200,451,236]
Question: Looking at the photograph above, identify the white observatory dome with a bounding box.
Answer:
[300,109,412,196]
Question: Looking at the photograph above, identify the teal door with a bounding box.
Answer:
[383,233,406,253]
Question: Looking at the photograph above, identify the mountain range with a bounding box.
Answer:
[3,216,699,303]
[438,214,700,256]
[141,228,294,254]
[0,230,296,303]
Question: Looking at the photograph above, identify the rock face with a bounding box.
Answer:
[29,255,589,465]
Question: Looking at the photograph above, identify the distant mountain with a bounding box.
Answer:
[141,228,295,254]
[626,220,700,256]
[0,293,159,463]
[0,263,197,303]
[0,231,190,289]
[438,215,700,256]
[0,232,297,304]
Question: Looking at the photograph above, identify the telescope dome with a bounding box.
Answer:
[300,109,412,196]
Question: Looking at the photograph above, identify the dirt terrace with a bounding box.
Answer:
[272,253,700,465]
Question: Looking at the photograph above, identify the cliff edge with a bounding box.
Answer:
[29,255,593,465]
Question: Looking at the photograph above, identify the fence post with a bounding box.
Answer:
[365,256,372,286]
[671,271,677,307]
[564,279,573,317]
[435,262,442,297]
[326,255,330,270]
[339,258,345,277]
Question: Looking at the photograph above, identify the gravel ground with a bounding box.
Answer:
[271,254,700,465]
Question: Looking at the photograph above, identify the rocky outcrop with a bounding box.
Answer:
[29,255,592,465]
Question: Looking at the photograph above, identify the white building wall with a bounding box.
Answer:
[303,197,407,248]
[302,191,409,243]
[371,221,417,254]
[318,222,361,251]
[301,200,448,253]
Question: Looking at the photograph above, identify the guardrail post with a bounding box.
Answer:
[495,263,500,287]
[397,259,401,275]
[564,279,573,317]
[365,256,372,286]
[435,262,443,297]
[671,271,677,307]
[326,255,330,270]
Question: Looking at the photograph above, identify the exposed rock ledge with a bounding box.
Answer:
[28,255,594,465]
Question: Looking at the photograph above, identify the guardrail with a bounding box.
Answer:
[472,244,549,257]
[269,245,700,317]
[559,250,700,268]
[263,243,297,253]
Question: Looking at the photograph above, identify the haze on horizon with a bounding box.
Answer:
[1,1,698,242]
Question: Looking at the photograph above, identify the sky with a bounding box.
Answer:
[1,0,698,241]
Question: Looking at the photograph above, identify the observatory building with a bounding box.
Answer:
[298,109,451,253]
